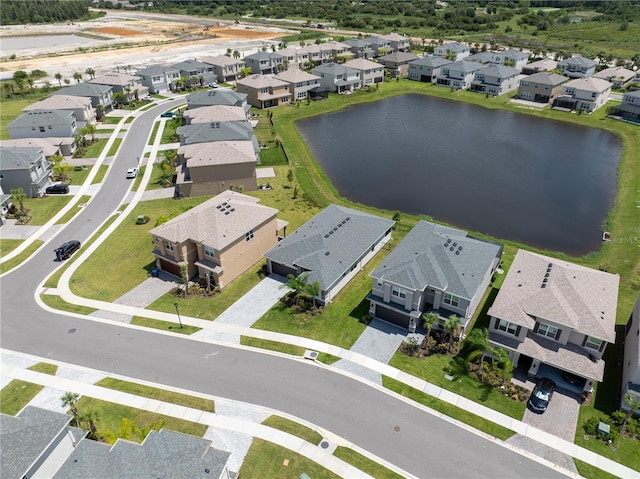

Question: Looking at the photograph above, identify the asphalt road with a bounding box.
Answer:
[0,101,569,479]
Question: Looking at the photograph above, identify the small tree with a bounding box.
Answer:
[286,168,294,185]
[465,328,492,382]
[233,50,241,59]
[281,272,309,306]
[60,391,81,426]
[180,263,189,298]
[444,314,461,353]
[292,185,298,199]
[73,72,82,83]
[10,188,26,216]
[422,311,439,352]
[85,67,95,79]
[392,211,401,229]
[304,280,321,310]
[79,409,99,438]
[54,72,63,86]
[622,392,640,431]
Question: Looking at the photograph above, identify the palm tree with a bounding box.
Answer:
[233,50,241,60]
[304,280,321,310]
[10,188,26,216]
[79,409,99,438]
[85,67,95,79]
[27,78,34,92]
[493,348,513,383]
[113,91,126,108]
[60,391,80,426]
[226,48,232,57]
[422,311,439,352]
[54,72,62,86]
[73,72,82,83]
[96,104,104,120]
[444,314,461,353]
[622,392,640,431]
[281,272,309,306]
[465,328,492,382]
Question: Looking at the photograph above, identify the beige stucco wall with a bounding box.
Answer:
[184,162,257,197]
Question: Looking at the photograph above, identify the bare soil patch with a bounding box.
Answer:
[89,27,146,37]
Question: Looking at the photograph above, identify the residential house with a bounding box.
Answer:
[264,204,394,305]
[380,32,410,52]
[298,43,326,67]
[175,141,257,197]
[553,77,612,113]
[200,55,245,82]
[90,72,149,101]
[278,46,309,69]
[622,295,640,413]
[468,49,529,71]
[274,69,321,101]
[343,38,375,59]
[434,42,470,61]
[135,64,180,93]
[244,51,285,75]
[183,105,248,125]
[466,51,494,66]
[368,36,392,57]
[488,250,619,393]
[23,94,96,126]
[435,60,484,90]
[607,90,640,122]
[343,58,385,87]
[172,59,216,87]
[0,405,231,479]
[186,90,250,117]
[469,64,520,96]
[593,66,636,89]
[518,72,570,104]
[368,221,502,333]
[7,110,78,142]
[0,146,52,197]
[51,83,114,114]
[150,190,286,288]
[177,121,260,156]
[377,51,419,78]
[320,41,354,62]
[0,184,12,226]
[1,137,66,159]
[311,62,361,93]
[522,58,558,75]
[407,56,452,83]
[236,74,291,108]
[557,56,597,79]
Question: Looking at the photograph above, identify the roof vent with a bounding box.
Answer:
[222,202,228,206]
[216,205,222,209]
[545,273,549,278]
[455,250,460,255]
[458,246,462,251]
[446,238,452,244]
[541,284,546,288]
[342,220,346,224]
[338,223,342,227]
[230,208,235,212]
[543,278,548,283]
[224,211,230,215]
[329,230,334,235]
[324,234,329,238]
[345,217,351,221]
[453,242,457,247]
[443,243,448,248]
[325,251,330,256]
[449,247,454,251]
[333,227,338,232]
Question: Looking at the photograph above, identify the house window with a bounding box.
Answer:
[165,241,174,251]
[536,322,559,339]
[204,245,215,258]
[443,293,460,307]
[584,336,603,351]
[497,319,519,336]
[245,229,254,241]
[391,285,406,299]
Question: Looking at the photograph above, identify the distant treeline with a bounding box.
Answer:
[1,0,89,26]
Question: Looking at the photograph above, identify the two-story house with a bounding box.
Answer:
[183,105,248,125]
[177,120,259,156]
[469,64,520,96]
[368,221,502,333]
[553,77,612,113]
[434,42,470,61]
[150,190,286,288]
[274,69,321,101]
[0,146,52,198]
[488,250,619,393]
[311,62,361,93]
[377,51,419,78]
[522,58,557,75]
[408,56,452,83]
[607,90,640,122]
[200,55,245,82]
[265,204,394,305]
[23,95,96,126]
[518,72,569,104]
[135,64,180,94]
[436,60,484,90]
[593,66,636,89]
[343,58,385,87]
[186,90,250,118]
[557,56,597,79]
[244,51,285,75]
[622,296,640,414]
[90,72,149,102]
[172,59,216,87]
[236,74,291,108]
[7,110,77,141]
[380,32,410,52]
[51,83,113,114]
[343,38,375,59]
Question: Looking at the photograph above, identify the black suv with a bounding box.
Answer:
[46,184,70,194]
[55,240,81,260]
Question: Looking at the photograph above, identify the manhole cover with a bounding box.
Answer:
[320,441,329,449]
[68,328,76,334]
[394,426,401,432]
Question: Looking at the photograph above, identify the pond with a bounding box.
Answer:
[297,94,621,256]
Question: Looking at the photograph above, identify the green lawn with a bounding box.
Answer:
[55,195,91,224]
[22,196,71,225]
[333,447,405,479]
[91,165,109,184]
[0,240,44,274]
[240,337,341,365]
[574,459,621,479]
[130,316,202,335]
[95,377,215,412]
[261,415,323,445]
[0,239,24,258]
[28,362,58,375]
[238,438,340,479]
[0,380,44,415]
[82,138,108,158]
[39,294,97,315]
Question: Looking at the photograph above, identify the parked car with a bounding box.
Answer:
[563,371,585,387]
[208,82,218,89]
[528,378,556,413]
[126,168,138,179]
[160,111,176,118]
[55,240,81,261]
[45,184,69,195]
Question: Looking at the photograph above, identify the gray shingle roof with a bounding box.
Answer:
[187,90,248,109]
[525,71,569,86]
[51,83,112,97]
[467,51,493,64]
[135,64,179,75]
[488,250,618,342]
[476,64,520,78]
[178,120,254,145]
[377,51,419,63]
[558,56,597,68]
[312,62,359,76]
[265,204,394,291]
[0,146,43,169]
[445,60,485,74]
[409,56,452,68]
[172,59,211,71]
[371,221,501,300]
[8,110,75,128]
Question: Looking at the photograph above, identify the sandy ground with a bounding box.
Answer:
[0,12,291,81]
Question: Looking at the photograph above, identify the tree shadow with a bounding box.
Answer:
[594,323,626,413]
[349,295,370,321]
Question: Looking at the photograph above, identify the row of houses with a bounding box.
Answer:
[150,195,624,398]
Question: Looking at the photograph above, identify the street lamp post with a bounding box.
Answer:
[173,302,183,329]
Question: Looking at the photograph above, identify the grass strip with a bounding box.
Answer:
[55,195,92,224]
[39,294,97,315]
[0,240,44,275]
[130,316,201,335]
[90,165,109,184]
[333,446,405,479]
[240,337,340,365]
[0,239,24,258]
[95,377,214,412]
[0,380,44,415]
[573,459,621,479]
[261,415,323,445]
[383,376,514,441]
[27,362,58,375]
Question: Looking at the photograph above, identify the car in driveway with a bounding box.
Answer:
[160,111,176,118]
[528,378,556,413]
[55,240,81,261]
[45,184,69,195]
[126,168,138,179]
